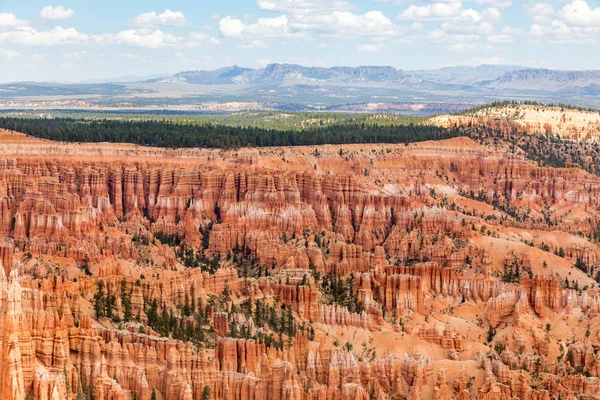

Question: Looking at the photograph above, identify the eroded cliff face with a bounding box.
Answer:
[1,133,600,399]
[433,104,600,140]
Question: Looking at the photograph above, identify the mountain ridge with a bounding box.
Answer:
[484,68,600,91]
[152,63,417,85]
[152,64,600,93]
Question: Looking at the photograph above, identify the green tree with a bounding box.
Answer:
[487,326,496,343]
[94,280,106,319]
[183,293,190,316]
[121,278,132,322]
[0,116,456,150]
[147,298,159,327]
[202,385,211,400]
[105,283,115,319]
[575,257,588,273]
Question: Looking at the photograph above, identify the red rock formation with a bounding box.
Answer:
[0,136,598,399]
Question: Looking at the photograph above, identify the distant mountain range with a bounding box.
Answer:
[408,64,529,86]
[4,63,600,111]
[150,63,600,93]
[151,64,418,85]
[483,69,600,93]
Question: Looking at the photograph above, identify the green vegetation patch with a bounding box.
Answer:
[0,116,458,149]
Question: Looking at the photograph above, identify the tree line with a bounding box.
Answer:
[0,117,458,149]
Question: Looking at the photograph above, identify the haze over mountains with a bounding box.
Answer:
[154,64,418,85]
[408,64,529,86]
[153,63,600,93]
[485,69,600,94]
[3,63,600,111]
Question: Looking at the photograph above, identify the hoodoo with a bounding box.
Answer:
[0,131,598,399]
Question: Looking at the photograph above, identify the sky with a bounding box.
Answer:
[0,0,599,82]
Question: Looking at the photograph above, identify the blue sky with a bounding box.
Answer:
[0,0,599,82]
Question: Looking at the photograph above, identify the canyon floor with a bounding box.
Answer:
[1,123,600,400]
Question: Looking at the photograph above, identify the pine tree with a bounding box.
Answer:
[148,298,159,327]
[487,326,496,343]
[201,385,211,400]
[184,293,190,316]
[121,278,132,322]
[105,282,115,319]
[94,280,106,319]
[575,257,588,273]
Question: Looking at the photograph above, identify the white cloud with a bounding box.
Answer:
[131,9,190,27]
[219,17,246,38]
[96,29,177,48]
[559,0,600,26]
[319,11,397,36]
[397,1,506,48]
[275,11,398,37]
[410,22,424,30]
[529,19,600,43]
[219,15,291,39]
[501,26,524,35]
[187,32,220,46]
[426,27,487,51]
[375,0,462,4]
[442,21,493,34]
[218,0,401,45]
[474,0,512,8]
[0,22,218,49]
[383,0,510,5]
[94,29,219,48]
[523,1,600,44]
[0,13,29,30]
[257,0,355,15]
[398,3,463,21]
[427,29,480,44]
[41,5,75,20]
[398,2,503,26]
[529,20,569,37]
[0,48,21,59]
[526,2,555,24]
[487,33,513,43]
[357,43,386,52]
[482,7,501,23]
[0,26,88,46]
